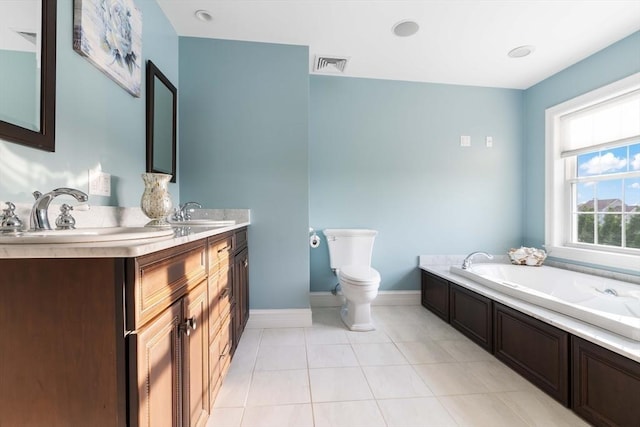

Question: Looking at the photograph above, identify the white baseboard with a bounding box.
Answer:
[310,290,421,307]
[245,308,313,328]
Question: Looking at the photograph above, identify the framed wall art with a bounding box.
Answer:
[73,0,142,97]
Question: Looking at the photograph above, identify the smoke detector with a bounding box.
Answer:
[313,55,349,73]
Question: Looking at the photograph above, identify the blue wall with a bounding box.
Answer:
[522,31,640,250]
[309,77,524,292]
[178,38,310,309]
[0,0,179,207]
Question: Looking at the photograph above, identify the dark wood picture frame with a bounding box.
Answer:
[0,0,57,152]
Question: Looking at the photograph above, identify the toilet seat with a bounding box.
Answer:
[339,265,380,285]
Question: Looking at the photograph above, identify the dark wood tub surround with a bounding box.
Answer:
[421,269,640,427]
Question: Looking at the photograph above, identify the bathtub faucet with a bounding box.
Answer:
[462,251,494,270]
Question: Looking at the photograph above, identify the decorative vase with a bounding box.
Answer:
[140,173,173,227]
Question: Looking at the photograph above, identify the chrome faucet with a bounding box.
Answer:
[461,251,494,270]
[173,201,202,221]
[30,188,89,231]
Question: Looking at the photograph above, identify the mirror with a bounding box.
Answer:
[146,60,177,183]
[0,0,56,152]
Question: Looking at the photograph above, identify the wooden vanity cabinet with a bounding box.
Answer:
[128,240,210,427]
[0,229,249,427]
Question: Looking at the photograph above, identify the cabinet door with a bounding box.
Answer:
[135,301,182,427]
[184,281,210,427]
[421,271,449,321]
[449,283,493,352]
[572,336,640,426]
[232,247,249,351]
[237,247,249,329]
[494,303,569,405]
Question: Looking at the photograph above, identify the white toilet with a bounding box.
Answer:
[323,228,381,331]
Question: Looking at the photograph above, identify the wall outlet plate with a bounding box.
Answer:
[460,135,471,147]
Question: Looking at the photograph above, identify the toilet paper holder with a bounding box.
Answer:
[309,227,321,248]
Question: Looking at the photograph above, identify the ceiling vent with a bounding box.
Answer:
[313,55,349,73]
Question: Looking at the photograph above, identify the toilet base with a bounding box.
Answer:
[340,302,375,332]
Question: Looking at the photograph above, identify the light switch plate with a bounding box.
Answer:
[88,169,111,197]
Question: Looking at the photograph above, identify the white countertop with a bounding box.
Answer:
[420,264,640,364]
[0,222,249,259]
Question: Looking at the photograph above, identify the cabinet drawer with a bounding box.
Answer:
[209,315,232,408]
[208,234,233,272]
[134,241,207,328]
[208,265,231,341]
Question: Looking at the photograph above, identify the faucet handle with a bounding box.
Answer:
[1,202,24,232]
[55,204,76,230]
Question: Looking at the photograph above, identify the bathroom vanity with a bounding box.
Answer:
[0,223,249,427]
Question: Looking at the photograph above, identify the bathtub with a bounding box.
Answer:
[449,263,640,342]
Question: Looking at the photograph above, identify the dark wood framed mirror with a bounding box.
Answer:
[146,60,177,183]
[0,0,56,152]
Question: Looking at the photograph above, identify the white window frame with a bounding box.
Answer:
[545,72,640,271]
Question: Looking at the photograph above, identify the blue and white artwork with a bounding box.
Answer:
[73,0,142,97]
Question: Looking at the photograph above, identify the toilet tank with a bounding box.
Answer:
[323,229,378,269]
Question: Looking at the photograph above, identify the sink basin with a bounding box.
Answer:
[168,219,236,227]
[0,227,175,244]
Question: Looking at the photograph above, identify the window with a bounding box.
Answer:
[545,73,640,271]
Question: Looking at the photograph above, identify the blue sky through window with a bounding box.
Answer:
[576,143,640,206]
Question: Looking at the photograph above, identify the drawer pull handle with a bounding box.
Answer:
[218,246,229,254]
[220,287,229,299]
[244,259,248,268]
[181,316,197,336]
[220,343,230,359]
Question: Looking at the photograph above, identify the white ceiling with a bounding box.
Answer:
[156,0,640,89]
[0,1,39,52]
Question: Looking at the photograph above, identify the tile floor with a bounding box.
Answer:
[206,305,589,427]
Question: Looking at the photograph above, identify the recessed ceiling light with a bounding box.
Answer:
[508,45,535,58]
[194,10,213,22]
[392,20,420,37]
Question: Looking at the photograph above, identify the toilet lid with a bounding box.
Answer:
[339,265,380,283]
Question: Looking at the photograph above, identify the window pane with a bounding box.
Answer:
[598,213,622,246]
[631,143,640,172]
[578,147,627,177]
[576,182,595,211]
[628,214,640,249]
[596,179,623,212]
[627,177,640,210]
[627,177,640,249]
[577,213,595,243]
